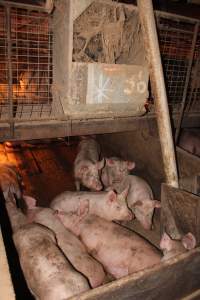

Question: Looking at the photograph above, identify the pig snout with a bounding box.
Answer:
[141,220,152,230]
[86,176,102,191]
[126,210,133,221]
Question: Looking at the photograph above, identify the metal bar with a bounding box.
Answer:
[137,0,179,188]
[175,22,199,143]
[6,5,14,136]
[155,9,199,24]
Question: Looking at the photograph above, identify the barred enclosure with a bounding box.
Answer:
[0,3,54,121]
[156,11,200,113]
[0,1,199,133]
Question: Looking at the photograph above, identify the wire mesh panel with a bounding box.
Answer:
[0,4,54,121]
[157,14,200,113]
[0,5,9,119]
[186,28,200,112]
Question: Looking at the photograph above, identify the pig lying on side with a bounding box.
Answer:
[74,137,104,191]
[56,202,196,279]
[50,188,132,221]
[24,195,106,288]
[179,129,200,157]
[0,163,22,199]
[101,157,160,229]
[13,223,90,300]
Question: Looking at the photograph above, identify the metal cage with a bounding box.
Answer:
[156,11,200,113]
[0,3,54,122]
[0,1,199,141]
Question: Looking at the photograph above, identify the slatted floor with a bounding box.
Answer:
[0,138,79,207]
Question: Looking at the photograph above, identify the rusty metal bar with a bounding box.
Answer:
[137,0,179,188]
[175,22,200,143]
[6,5,14,137]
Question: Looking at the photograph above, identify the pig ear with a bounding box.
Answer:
[119,185,129,199]
[105,158,115,167]
[107,190,117,203]
[160,232,172,251]
[78,199,89,218]
[132,200,143,207]
[23,195,37,209]
[182,233,196,250]
[126,161,135,170]
[96,158,105,170]
[153,200,161,208]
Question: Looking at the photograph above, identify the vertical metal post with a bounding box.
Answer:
[175,22,199,143]
[6,5,14,137]
[137,0,179,188]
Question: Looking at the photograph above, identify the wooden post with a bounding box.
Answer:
[137,0,179,188]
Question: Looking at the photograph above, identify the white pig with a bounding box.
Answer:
[50,188,133,221]
[23,195,106,288]
[56,202,196,279]
[101,157,160,230]
[13,223,90,300]
[74,138,104,191]
[55,201,161,279]
[101,157,135,188]
[160,231,196,261]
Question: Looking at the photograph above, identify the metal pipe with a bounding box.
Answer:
[137,0,179,188]
[175,22,199,143]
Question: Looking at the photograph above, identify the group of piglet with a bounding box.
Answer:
[0,137,196,300]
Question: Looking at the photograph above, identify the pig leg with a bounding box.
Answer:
[75,180,81,191]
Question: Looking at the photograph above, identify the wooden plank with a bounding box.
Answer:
[0,112,199,142]
[177,146,200,178]
[0,228,15,300]
[179,175,200,195]
[53,0,73,115]
[161,183,200,244]
[70,249,200,300]
[182,289,200,300]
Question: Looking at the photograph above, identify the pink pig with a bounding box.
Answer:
[160,231,196,261]
[101,157,160,230]
[56,202,196,279]
[23,195,106,288]
[50,188,133,222]
[13,223,90,300]
[101,157,135,188]
[74,138,104,191]
[56,201,161,279]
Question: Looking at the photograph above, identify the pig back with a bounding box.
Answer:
[76,215,161,279]
[13,223,90,300]
[75,139,100,164]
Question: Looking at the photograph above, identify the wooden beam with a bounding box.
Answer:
[69,249,200,300]
[137,0,178,188]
